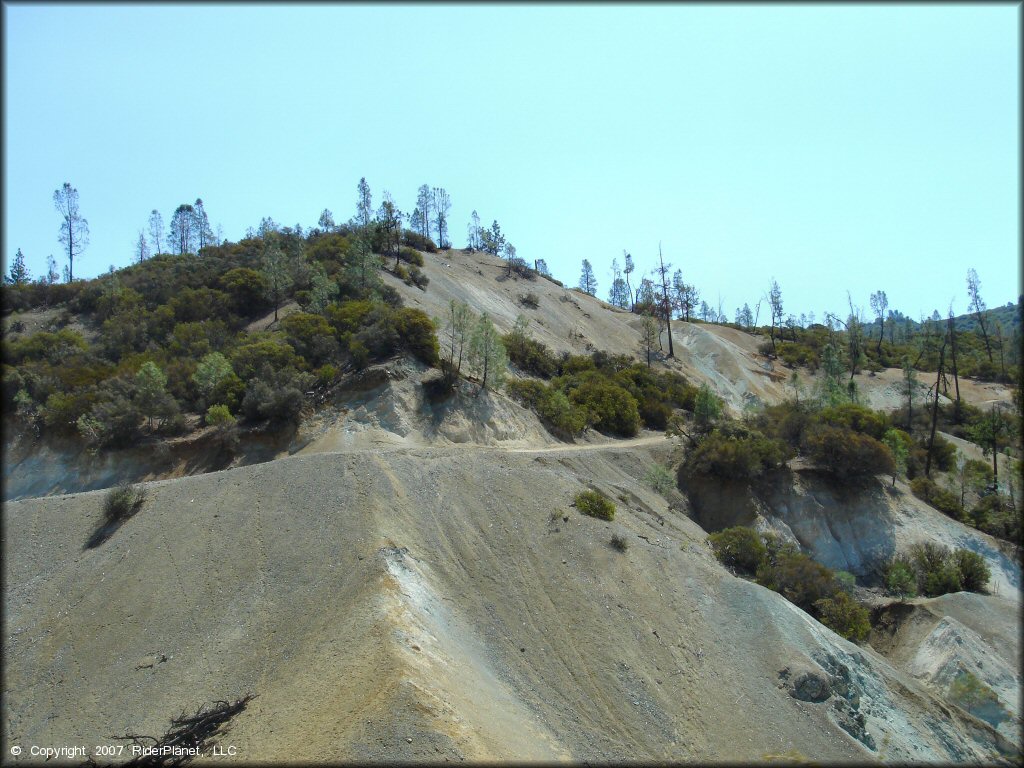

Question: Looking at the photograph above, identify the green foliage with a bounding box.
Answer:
[756,550,840,612]
[231,334,303,380]
[644,463,675,497]
[220,267,269,317]
[953,549,991,592]
[882,428,912,484]
[910,477,964,520]
[468,313,507,390]
[406,265,429,290]
[802,425,894,481]
[884,556,918,598]
[813,591,871,642]
[834,570,857,593]
[817,403,889,440]
[192,352,240,410]
[240,364,312,425]
[103,483,146,523]
[204,403,235,428]
[575,489,615,521]
[949,670,1001,718]
[395,308,439,366]
[503,317,560,378]
[693,383,722,431]
[681,424,790,482]
[281,312,339,368]
[398,246,425,266]
[401,230,436,253]
[905,541,991,597]
[77,378,144,449]
[708,526,768,575]
[568,377,640,437]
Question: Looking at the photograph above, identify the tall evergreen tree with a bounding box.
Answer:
[357,177,373,227]
[579,259,597,296]
[414,184,433,238]
[7,248,30,285]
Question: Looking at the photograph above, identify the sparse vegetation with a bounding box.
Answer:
[575,489,615,521]
[609,534,629,552]
[644,463,675,497]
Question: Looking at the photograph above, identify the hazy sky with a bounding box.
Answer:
[3,3,1019,322]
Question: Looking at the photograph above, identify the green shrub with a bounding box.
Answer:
[393,263,409,281]
[910,477,964,520]
[103,482,146,523]
[681,425,790,482]
[814,591,871,642]
[569,379,640,437]
[884,556,917,598]
[504,329,559,379]
[401,231,436,253]
[756,551,840,612]
[609,534,629,553]
[575,489,615,521]
[817,403,889,440]
[397,246,425,266]
[536,388,587,438]
[802,425,894,481]
[204,403,235,427]
[639,397,673,430]
[834,571,857,593]
[953,549,990,592]
[909,541,963,597]
[395,308,439,366]
[708,526,767,575]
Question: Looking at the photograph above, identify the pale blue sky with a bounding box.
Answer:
[3,3,1019,322]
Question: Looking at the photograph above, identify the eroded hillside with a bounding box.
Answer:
[4,436,1018,763]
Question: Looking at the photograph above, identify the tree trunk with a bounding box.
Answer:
[947,317,961,422]
[925,338,946,478]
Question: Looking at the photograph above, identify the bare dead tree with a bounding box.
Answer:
[655,242,675,358]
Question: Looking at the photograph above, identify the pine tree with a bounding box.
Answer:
[357,177,373,228]
[7,248,30,285]
[53,182,88,282]
[579,259,597,296]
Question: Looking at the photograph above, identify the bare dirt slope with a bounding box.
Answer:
[4,432,1017,764]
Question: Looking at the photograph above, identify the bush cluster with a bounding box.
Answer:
[680,424,790,482]
[708,526,870,641]
[884,542,991,597]
[2,227,443,446]
[506,349,696,439]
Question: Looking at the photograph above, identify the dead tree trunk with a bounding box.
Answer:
[925,336,947,478]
